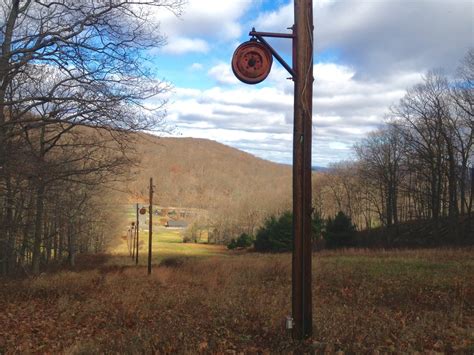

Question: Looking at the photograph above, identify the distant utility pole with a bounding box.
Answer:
[148,177,153,275]
[135,203,139,265]
[131,223,135,259]
[231,0,313,340]
[127,227,132,257]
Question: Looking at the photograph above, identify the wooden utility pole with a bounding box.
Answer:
[148,178,153,275]
[135,203,139,265]
[292,0,313,340]
[231,0,314,340]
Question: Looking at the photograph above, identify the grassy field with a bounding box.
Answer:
[0,241,472,352]
[108,226,227,266]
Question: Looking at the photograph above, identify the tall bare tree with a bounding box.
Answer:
[0,0,183,275]
[355,125,404,228]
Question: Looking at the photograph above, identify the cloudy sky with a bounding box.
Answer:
[148,0,473,166]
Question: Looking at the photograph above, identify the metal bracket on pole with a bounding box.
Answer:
[249,28,296,79]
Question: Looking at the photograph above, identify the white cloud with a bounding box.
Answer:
[151,62,424,166]
[189,63,204,71]
[162,37,209,54]
[152,0,253,55]
[253,0,473,77]
[147,0,472,165]
[207,63,240,85]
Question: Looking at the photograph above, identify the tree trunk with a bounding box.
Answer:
[0,222,5,276]
[430,169,441,242]
[447,147,459,241]
[0,5,20,274]
[469,167,474,216]
[45,220,52,264]
[68,222,75,268]
[53,222,58,261]
[459,160,467,215]
[32,183,45,275]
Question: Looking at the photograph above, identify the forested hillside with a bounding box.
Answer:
[125,134,293,242]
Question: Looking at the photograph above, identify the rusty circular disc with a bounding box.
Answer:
[232,40,273,84]
[139,207,147,215]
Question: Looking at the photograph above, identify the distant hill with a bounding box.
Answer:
[126,134,293,216]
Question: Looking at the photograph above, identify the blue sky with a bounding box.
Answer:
[146,0,473,166]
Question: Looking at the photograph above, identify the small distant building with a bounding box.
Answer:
[165,220,188,229]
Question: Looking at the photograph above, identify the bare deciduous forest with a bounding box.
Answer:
[315,63,473,247]
[0,0,183,276]
[0,0,472,353]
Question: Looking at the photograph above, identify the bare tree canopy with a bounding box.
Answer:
[314,49,472,246]
[0,0,184,275]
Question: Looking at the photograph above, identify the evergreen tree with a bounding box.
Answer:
[324,211,357,248]
[254,212,293,252]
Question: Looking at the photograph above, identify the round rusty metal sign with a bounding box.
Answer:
[232,40,273,84]
[139,207,147,215]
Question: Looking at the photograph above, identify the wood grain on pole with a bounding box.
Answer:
[292,0,313,340]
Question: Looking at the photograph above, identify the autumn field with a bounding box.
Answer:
[107,226,225,266]
[0,242,472,353]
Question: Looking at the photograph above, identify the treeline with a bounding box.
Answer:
[215,50,473,248]
[313,50,473,246]
[189,50,473,248]
[0,1,182,275]
[127,136,293,244]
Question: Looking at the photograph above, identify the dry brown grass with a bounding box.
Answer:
[0,249,473,353]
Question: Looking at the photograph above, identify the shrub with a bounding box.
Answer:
[254,212,293,252]
[324,211,356,248]
[254,211,326,252]
[227,238,237,249]
[183,222,199,243]
[159,257,188,268]
[236,233,253,248]
[183,236,192,243]
[227,233,254,249]
[312,210,325,250]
